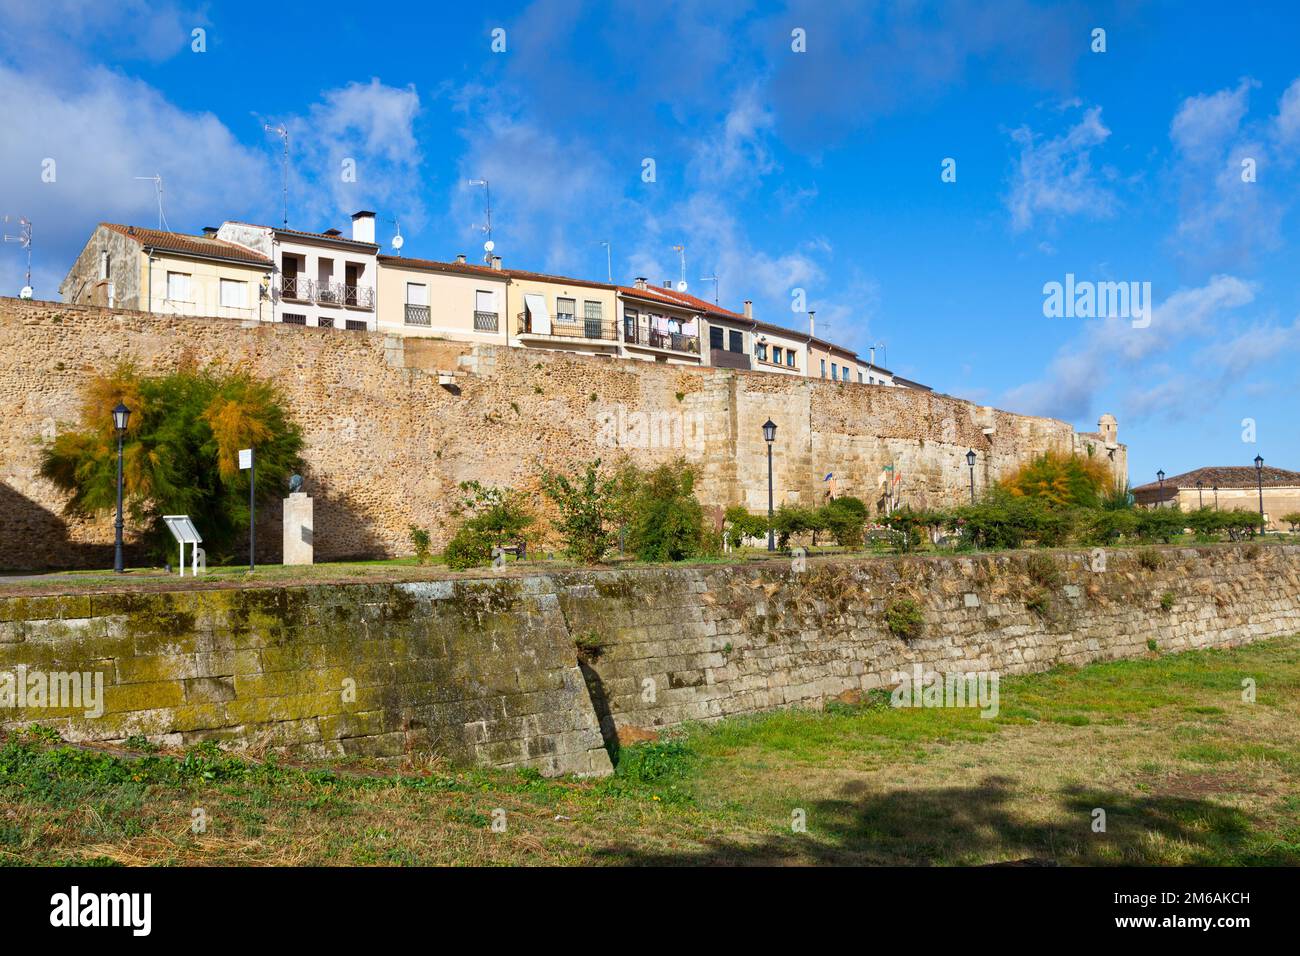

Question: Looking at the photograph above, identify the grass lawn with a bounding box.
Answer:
[2,636,1298,867]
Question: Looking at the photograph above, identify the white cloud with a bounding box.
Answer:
[1005,106,1117,233]
[1170,79,1253,157]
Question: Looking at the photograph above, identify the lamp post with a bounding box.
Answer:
[965,449,977,503]
[1255,455,1265,527]
[762,419,777,552]
[112,402,130,573]
[1157,469,1165,509]
[1196,479,1203,509]
[1212,485,1219,510]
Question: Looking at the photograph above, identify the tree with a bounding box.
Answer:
[1001,450,1113,509]
[723,505,769,550]
[622,459,715,562]
[1281,512,1300,533]
[817,496,869,548]
[541,459,619,564]
[40,363,303,562]
[444,480,536,569]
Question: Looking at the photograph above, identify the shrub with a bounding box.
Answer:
[1078,507,1138,545]
[623,460,713,562]
[884,598,924,641]
[1134,507,1185,543]
[1023,552,1063,589]
[772,505,817,549]
[1220,510,1265,541]
[1136,547,1162,571]
[880,508,928,553]
[819,496,869,548]
[723,505,770,549]
[1159,590,1176,611]
[443,525,493,570]
[1024,587,1052,617]
[1283,512,1300,533]
[40,363,303,563]
[408,526,432,565]
[453,480,536,550]
[1000,449,1114,509]
[541,459,619,564]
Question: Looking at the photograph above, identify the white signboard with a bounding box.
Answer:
[238,448,253,470]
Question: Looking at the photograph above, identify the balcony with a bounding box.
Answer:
[623,319,699,355]
[405,304,431,327]
[279,278,375,310]
[517,312,618,343]
[709,348,751,370]
[474,310,499,333]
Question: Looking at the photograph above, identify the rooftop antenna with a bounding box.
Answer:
[133,174,168,231]
[264,124,290,228]
[468,179,493,263]
[2,215,33,298]
[598,240,612,283]
[700,274,719,304]
[389,216,404,257]
[672,244,687,292]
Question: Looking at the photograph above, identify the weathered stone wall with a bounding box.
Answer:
[0,297,1126,569]
[1,544,1294,775]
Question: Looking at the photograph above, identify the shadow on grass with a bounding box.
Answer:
[593,776,1292,866]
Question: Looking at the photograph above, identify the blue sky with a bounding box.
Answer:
[2,0,1298,486]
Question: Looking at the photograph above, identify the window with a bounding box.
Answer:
[831,362,838,379]
[282,313,306,325]
[99,252,110,280]
[756,342,768,362]
[556,297,576,322]
[773,346,783,364]
[405,283,431,326]
[406,283,428,305]
[709,326,724,350]
[584,300,602,320]
[475,290,499,332]
[728,329,743,352]
[166,271,190,302]
[820,359,827,378]
[219,279,248,309]
[841,365,849,381]
[786,350,796,368]
[869,376,875,385]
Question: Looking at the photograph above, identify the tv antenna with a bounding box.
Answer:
[389,216,404,256]
[700,274,719,304]
[2,215,32,298]
[468,178,493,263]
[598,240,612,283]
[672,244,687,292]
[133,174,169,231]
[264,124,290,227]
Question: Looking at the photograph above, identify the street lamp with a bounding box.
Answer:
[1255,455,1265,527]
[1212,485,1219,510]
[1196,479,1203,509]
[112,402,130,573]
[1157,470,1165,509]
[762,419,777,552]
[965,449,977,503]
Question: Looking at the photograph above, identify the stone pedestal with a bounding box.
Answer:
[283,493,314,565]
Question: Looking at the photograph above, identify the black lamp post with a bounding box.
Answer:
[965,449,977,503]
[1196,479,1203,509]
[1157,469,1165,509]
[762,419,777,552]
[112,402,130,573]
[1255,455,1265,527]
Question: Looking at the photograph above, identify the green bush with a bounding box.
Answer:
[408,526,432,565]
[1078,507,1138,544]
[40,363,304,563]
[884,598,924,641]
[443,525,493,570]
[453,481,535,549]
[541,459,619,564]
[772,505,822,549]
[1134,506,1185,543]
[819,496,869,548]
[723,505,769,549]
[623,460,714,562]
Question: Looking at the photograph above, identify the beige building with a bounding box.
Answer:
[376,254,509,344]
[1132,465,1300,530]
[60,223,272,320]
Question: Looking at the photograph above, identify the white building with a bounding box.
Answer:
[215,211,380,330]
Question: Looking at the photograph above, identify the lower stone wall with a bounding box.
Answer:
[2,544,1296,775]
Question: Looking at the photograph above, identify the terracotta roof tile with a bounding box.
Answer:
[1132,465,1300,492]
[101,223,271,266]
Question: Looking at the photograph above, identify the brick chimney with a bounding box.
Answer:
[351,210,376,244]
[743,300,753,319]
[634,277,647,290]
[491,256,503,271]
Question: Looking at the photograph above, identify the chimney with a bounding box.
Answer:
[808,309,816,338]
[201,226,218,237]
[491,255,502,271]
[350,210,376,244]
[455,254,467,264]
[663,280,672,289]
[634,277,647,290]
[869,347,875,367]
[743,300,753,319]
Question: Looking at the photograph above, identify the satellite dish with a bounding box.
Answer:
[19,286,32,300]
[676,280,688,292]
[483,239,495,253]
[391,235,404,250]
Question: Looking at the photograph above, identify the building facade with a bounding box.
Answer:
[1131,465,1300,530]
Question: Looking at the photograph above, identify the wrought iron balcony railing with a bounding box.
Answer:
[622,319,700,354]
[516,312,617,341]
[279,277,374,309]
